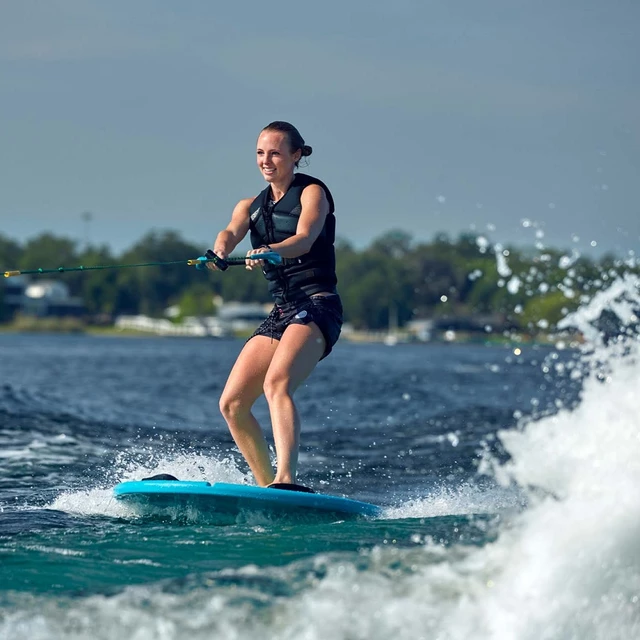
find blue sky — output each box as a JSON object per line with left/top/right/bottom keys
{"left": 1, "top": 0, "right": 638, "bottom": 257}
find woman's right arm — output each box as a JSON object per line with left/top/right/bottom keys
{"left": 211, "top": 198, "right": 253, "bottom": 262}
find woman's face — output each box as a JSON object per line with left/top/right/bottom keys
{"left": 256, "top": 130, "right": 301, "bottom": 183}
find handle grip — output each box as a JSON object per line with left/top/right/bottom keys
{"left": 190, "top": 251, "right": 283, "bottom": 270}
{"left": 224, "top": 251, "right": 283, "bottom": 266}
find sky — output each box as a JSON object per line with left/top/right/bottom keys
{"left": 0, "top": 0, "right": 638, "bottom": 259}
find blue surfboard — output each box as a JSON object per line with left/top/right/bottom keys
{"left": 113, "top": 480, "right": 382, "bottom": 520}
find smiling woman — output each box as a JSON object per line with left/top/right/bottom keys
{"left": 205, "top": 121, "right": 343, "bottom": 490}
{"left": 257, "top": 121, "right": 313, "bottom": 177}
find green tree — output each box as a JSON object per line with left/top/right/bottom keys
{"left": 76, "top": 245, "right": 119, "bottom": 315}
{"left": 3, "top": 226, "right": 626, "bottom": 335}
{"left": 369, "top": 229, "right": 413, "bottom": 258}
{"left": 20, "top": 233, "right": 78, "bottom": 272}
{"left": 521, "top": 290, "right": 576, "bottom": 329}
{"left": 0, "top": 234, "right": 22, "bottom": 271}
{"left": 339, "top": 233, "right": 414, "bottom": 330}
{"left": 114, "top": 230, "right": 203, "bottom": 315}
{"left": 177, "top": 283, "right": 217, "bottom": 318}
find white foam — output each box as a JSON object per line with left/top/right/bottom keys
{"left": 49, "top": 452, "right": 249, "bottom": 518}
{"left": 50, "top": 486, "right": 133, "bottom": 518}
{"left": 277, "top": 276, "right": 640, "bottom": 638}
{"left": 384, "top": 483, "right": 523, "bottom": 520}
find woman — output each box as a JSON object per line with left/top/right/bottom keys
{"left": 209, "top": 121, "right": 342, "bottom": 491}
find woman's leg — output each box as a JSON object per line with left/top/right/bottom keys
{"left": 219, "top": 335, "right": 279, "bottom": 486}
{"left": 263, "top": 322, "right": 326, "bottom": 484}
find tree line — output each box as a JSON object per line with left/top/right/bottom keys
{"left": 0, "top": 229, "right": 635, "bottom": 332}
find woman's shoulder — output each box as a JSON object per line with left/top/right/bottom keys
{"left": 297, "top": 174, "right": 334, "bottom": 212}
{"left": 232, "top": 197, "right": 256, "bottom": 214}
{"left": 296, "top": 174, "right": 331, "bottom": 195}
{"left": 295, "top": 172, "right": 325, "bottom": 186}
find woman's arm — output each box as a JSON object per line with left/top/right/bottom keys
{"left": 264, "top": 184, "right": 330, "bottom": 259}
{"left": 213, "top": 197, "right": 253, "bottom": 259}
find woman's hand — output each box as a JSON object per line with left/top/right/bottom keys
{"left": 245, "top": 246, "right": 272, "bottom": 270}
{"left": 205, "top": 248, "right": 227, "bottom": 271}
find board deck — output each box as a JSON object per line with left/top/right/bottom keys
{"left": 113, "top": 480, "right": 382, "bottom": 520}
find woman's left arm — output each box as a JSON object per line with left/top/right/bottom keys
{"left": 266, "top": 184, "right": 330, "bottom": 259}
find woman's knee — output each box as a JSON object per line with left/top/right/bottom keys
{"left": 263, "top": 371, "right": 291, "bottom": 404}
{"left": 219, "top": 392, "right": 249, "bottom": 421}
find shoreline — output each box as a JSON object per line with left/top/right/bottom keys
{"left": 0, "top": 322, "right": 571, "bottom": 347}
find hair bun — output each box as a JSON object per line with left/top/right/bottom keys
{"left": 302, "top": 144, "right": 313, "bottom": 157}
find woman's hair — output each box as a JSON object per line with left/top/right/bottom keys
{"left": 262, "top": 121, "right": 312, "bottom": 167}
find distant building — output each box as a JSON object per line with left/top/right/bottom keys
{"left": 217, "top": 302, "right": 270, "bottom": 332}
{"left": 21, "top": 280, "right": 84, "bottom": 317}
{"left": 114, "top": 301, "right": 270, "bottom": 337}
{"left": 1, "top": 275, "right": 28, "bottom": 319}
{"left": 431, "top": 313, "right": 517, "bottom": 340}
{"left": 406, "top": 319, "right": 433, "bottom": 342}
{"left": 115, "top": 315, "right": 228, "bottom": 337}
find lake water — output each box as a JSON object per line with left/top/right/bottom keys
{"left": 0, "top": 280, "right": 638, "bottom": 639}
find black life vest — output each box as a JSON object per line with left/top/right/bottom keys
{"left": 249, "top": 173, "right": 337, "bottom": 304}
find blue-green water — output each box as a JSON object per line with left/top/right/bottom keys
{"left": 1, "top": 325, "right": 638, "bottom": 639}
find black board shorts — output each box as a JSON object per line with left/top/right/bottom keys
{"left": 249, "top": 294, "right": 343, "bottom": 359}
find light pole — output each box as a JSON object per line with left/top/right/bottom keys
{"left": 81, "top": 211, "right": 93, "bottom": 250}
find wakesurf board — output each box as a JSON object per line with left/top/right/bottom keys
{"left": 113, "top": 480, "right": 382, "bottom": 520}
